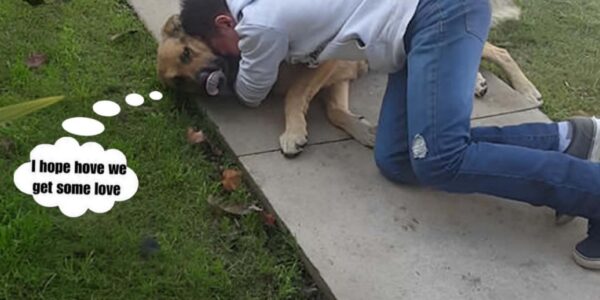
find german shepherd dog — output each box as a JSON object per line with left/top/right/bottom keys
{"left": 157, "top": 0, "right": 542, "bottom": 157}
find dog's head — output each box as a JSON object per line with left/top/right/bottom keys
{"left": 157, "top": 15, "right": 237, "bottom": 95}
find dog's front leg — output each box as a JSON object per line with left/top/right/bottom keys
{"left": 280, "top": 91, "right": 311, "bottom": 157}
{"left": 324, "top": 81, "right": 376, "bottom": 147}
{"left": 483, "top": 42, "right": 542, "bottom": 102}
{"left": 279, "top": 62, "right": 338, "bottom": 157}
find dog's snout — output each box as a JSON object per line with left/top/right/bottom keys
{"left": 195, "top": 57, "right": 227, "bottom": 81}
{"left": 195, "top": 70, "right": 212, "bottom": 84}
{"left": 200, "top": 57, "right": 226, "bottom": 73}
{"left": 213, "top": 57, "right": 226, "bottom": 69}
{"left": 193, "top": 58, "right": 224, "bottom": 78}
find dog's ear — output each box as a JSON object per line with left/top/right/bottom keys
{"left": 162, "top": 14, "right": 183, "bottom": 40}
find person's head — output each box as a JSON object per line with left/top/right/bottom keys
{"left": 156, "top": 15, "right": 238, "bottom": 95}
{"left": 180, "top": 0, "right": 240, "bottom": 57}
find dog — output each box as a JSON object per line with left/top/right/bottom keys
{"left": 157, "top": 0, "right": 542, "bottom": 157}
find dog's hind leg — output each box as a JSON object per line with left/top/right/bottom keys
{"left": 324, "top": 81, "right": 376, "bottom": 148}
{"left": 482, "top": 42, "right": 542, "bottom": 102}
{"left": 475, "top": 72, "right": 489, "bottom": 98}
{"left": 279, "top": 61, "right": 338, "bottom": 157}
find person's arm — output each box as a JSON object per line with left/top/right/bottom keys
{"left": 234, "top": 25, "right": 288, "bottom": 107}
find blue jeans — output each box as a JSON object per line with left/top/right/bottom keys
{"left": 374, "top": 0, "right": 600, "bottom": 221}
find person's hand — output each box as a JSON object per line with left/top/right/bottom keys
{"left": 205, "top": 70, "right": 226, "bottom": 96}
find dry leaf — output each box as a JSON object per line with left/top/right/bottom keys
{"left": 302, "top": 285, "right": 319, "bottom": 298}
{"left": 207, "top": 141, "right": 223, "bottom": 157}
{"left": 221, "top": 169, "right": 242, "bottom": 191}
{"left": 261, "top": 212, "right": 276, "bottom": 226}
{"left": 0, "top": 137, "right": 16, "bottom": 158}
{"left": 110, "top": 30, "right": 139, "bottom": 42}
{"left": 186, "top": 127, "right": 206, "bottom": 144}
{"left": 207, "top": 195, "right": 262, "bottom": 216}
{"left": 26, "top": 53, "right": 47, "bottom": 69}
{"left": 573, "top": 110, "right": 592, "bottom": 117}
{"left": 139, "top": 236, "right": 160, "bottom": 259}
{"left": 24, "top": 0, "right": 44, "bottom": 6}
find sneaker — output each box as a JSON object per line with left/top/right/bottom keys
{"left": 555, "top": 211, "right": 576, "bottom": 226}
{"left": 565, "top": 117, "right": 600, "bottom": 162}
{"left": 573, "top": 219, "right": 600, "bottom": 270}
{"left": 555, "top": 117, "right": 600, "bottom": 226}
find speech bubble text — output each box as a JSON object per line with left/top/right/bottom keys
{"left": 13, "top": 137, "right": 138, "bottom": 218}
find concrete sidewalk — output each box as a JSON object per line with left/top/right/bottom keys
{"left": 129, "top": 1, "right": 600, "bottom": 299}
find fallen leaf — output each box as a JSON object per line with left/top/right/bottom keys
{"left": 26, "top": 53, "right": 47, "bottom": 69}
{"left": 0, "top": 137, "right": 16, "bottom": 158}
{"left": 186, "top": 127, "right": 206, "bottom": 144}
{"left": 110, "top": 29, "right": 139, "bottom": 42}
{"left": 573, "top": 110, "right": 592, "bottom": 117}
{"left": 221, "top": 169, "right": 242, "bottom": 191}
{"left": 23, "top": 0, "right": 44, "bottom": 6}
{"left": 207, "top": 141, "right": 223, "bottom": 157}
{"left": 302, "top": 285, "right": 320, "bottom": 298}
{"left": 261, "top": 212, "right": 276, "bottom": 226}
{"left": 207, "top": 195, "right": 262, "bottom": 216}
{"left": 140, "top": 236, "right": 160, "bottom": 259}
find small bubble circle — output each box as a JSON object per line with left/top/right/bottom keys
{"left": 149, "top": 91, "right": 163, "bottom": 101}
{"left": 93, "top": 100, "right": 121, "bottom": 117}
{"left": 125, "top": 93, "right": 144, "bottom": 107}
{"left": 62, "top": 117, "right": 105, "bottom": 136}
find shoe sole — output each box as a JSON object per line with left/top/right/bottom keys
{"left": 589, "top": 117, "right": 600, "bottom": 162}
{"left": 573, "top": 250, "right": 600, "bottom": 270}
{"left": 555, "top": 213, "right": 576, "bottom": 226}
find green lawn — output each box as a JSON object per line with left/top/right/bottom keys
{"left": 0, "top": 1, "right": 312, "bottom": 299}
{"left": 488, "top": 0, "right": 600, "bottom": 120}
{"left": 1, "top": 0, "right": 599, "bottom": 299}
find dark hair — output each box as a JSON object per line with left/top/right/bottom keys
{"left": 180, "top": 0, "right": 231, "bottom": 39}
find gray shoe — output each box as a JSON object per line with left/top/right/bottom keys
{"left": 554, "top": 117, "right": 600, "bottom": 226}
{"left": 555, "top": 211, "right": 576, "bottom": 226}
{"left": 565, "top": 117, "right": 600, "bottom": 162}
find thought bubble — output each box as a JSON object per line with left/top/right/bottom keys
{"left": 93, "top": 100, "right": 121, "bottom": 117}
{"left": 125, "top": 93, "right": 144, "bottom": 107}
{"left": 13, "top": 137, "right": 138, "bottom": 218}
{"left": 149, "top": 91, "right": 163, "bottom": 101}
{"left": 62, "top": 117, "right": 105, "bottom": 136}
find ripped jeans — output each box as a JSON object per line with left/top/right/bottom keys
{"left": 374, "top": 0, "right": 600, "bottom": 220}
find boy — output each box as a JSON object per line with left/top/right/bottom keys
{"left": 180, "top": 0, "right": 600, "bottom": 269}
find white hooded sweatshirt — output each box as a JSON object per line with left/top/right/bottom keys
{"left": 226, "top": 0, "right": 419, "bottom": 107}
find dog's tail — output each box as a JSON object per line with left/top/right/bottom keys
{"left": 490, "top": 0, "right": 521, "bottom": 26}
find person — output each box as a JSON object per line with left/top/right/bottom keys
{"left": 180, "top": 0, "right": 600, "bottom": 269}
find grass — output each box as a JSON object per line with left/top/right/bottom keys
{"left": 488, "top": 0, "right": 600, "bottom": 120}
{"left": 0, "top": 1, "right": 313, "bottom": 299}
{"left": 1, "top": 0, "right": 599, "bottom": 299}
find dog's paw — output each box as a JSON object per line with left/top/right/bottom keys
{"left": 347, "top": 116, "right": 376, "bottom": 148}
{"left": 514, "top": 82, "right": 543, "bottom": 104}
{"left": 474, "top": 72, "right": 488, "bottom": 98}
{"left": 279, "top": 131, "right": 308, "bottom": 158}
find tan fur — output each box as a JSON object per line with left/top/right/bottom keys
{"left": 490, "top": 0, "right": 521, "bottom": 26}
{"left": 157, "top": 15, "right": 374, "bottom": 156}
{"left": 157, "top": 2, "right": 541, "bottom": 156}
{"left": 482, "top": 42, "right": 542, "bottom": 101}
